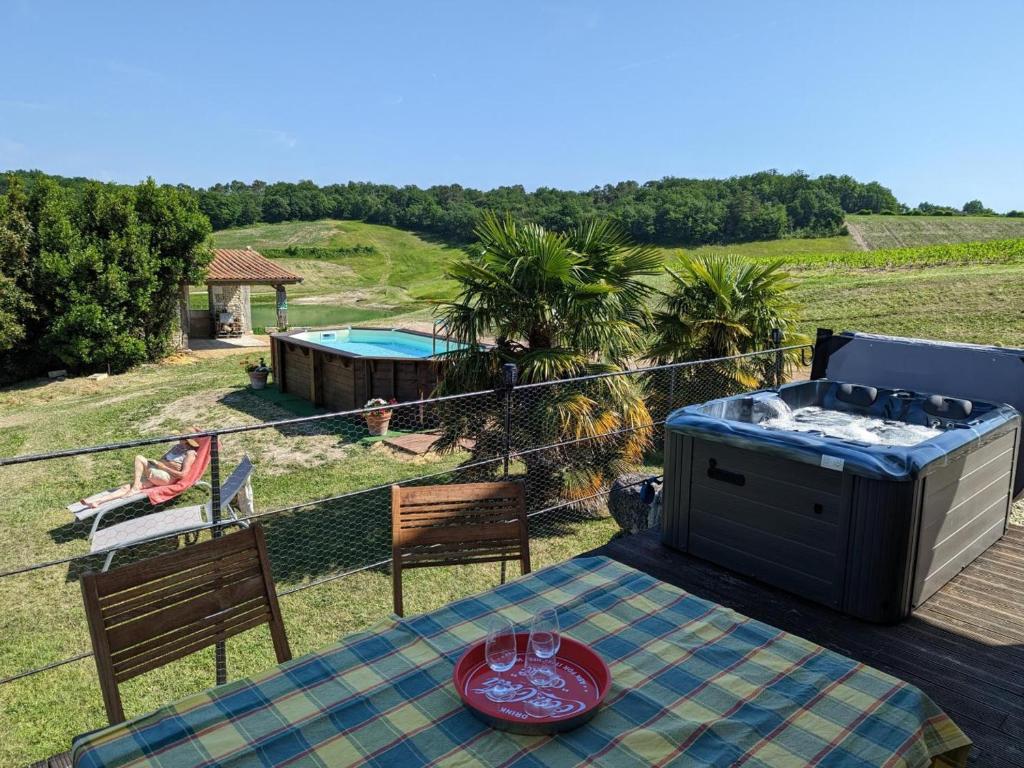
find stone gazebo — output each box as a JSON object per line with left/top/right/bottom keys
{"left": 191, "top": 247, "right": 303, "bottom": 338}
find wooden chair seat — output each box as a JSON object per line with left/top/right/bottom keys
{"left": 391, "top": 481, "right": 530, "bottom": 616}
{"left": 80, "top": 524, "right": 290, "bottom": 724}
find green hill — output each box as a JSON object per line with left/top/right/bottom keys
{"left": 210, "top": 219, "right": 463, "bottom": 327}
{"left": 209, "top": 219, "right": 1024, "bottom": 347}
{"left": 847, "top": 214, "right": 1024, "bottom": 250}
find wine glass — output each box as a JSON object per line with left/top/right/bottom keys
{"left": 484, "top": 616, "right": 518, "bottom": 699}
{"left": 526, "top": 608, "right": 561, "bottom": 687}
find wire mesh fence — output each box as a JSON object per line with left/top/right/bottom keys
{"left": 0, "top": 346, "right": 806, "bottom": 727}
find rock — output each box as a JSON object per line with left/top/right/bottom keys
{"left": 608, "top": 473, "right": 661, "bottom": 534}
{"left": 48, "top": 369, "right": 68, "bottom": 380}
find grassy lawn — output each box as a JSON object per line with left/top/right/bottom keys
{"left": 0, "top": 351, "right": 621, "bottom": 766}
{"left": 847, "top": 214, "right": 1024, "bottom": 250}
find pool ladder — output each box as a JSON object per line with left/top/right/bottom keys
{"left": 432, "top": 319, "right": 450, "bottom": 356}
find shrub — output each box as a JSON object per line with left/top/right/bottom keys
{"left": 0, "top": 175, "right": 211, "bottom": 382}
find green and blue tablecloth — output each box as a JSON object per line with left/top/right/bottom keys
{"left": 73, "top": 556, "right": 970, "bottom": 767}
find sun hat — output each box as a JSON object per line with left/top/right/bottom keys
{"left": 184, "top": 424, "right": 204, "bottom": 448}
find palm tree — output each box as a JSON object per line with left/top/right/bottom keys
{"left": 433, "top": 213, "right": 663, "bottom": 504}
{"left": 647, "top": 254, "right": 808, "bottom": 389}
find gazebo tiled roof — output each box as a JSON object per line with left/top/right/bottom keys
{"left": 206, "top": 248, "right": 303, "bottom": 285}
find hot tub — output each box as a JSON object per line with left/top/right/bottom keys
{"left": 661, "top": 379, "right": 1020, "bottom": 622}
{"left": 271, "top": 327, "right": 470, "bottom": 411}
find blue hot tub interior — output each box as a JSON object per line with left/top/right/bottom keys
{"left": 666, "top": 379, "right": 1020, "bottom": 480}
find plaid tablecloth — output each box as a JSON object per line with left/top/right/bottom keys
{"left": 73, "top": 556, "right": 970, "bottom": 767}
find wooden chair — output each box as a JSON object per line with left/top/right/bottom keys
{"left": 80, "top": 524, "right": 291, "bottom": 725}
{"left": 391, "top": 481, "right": 531, "bottom": 617}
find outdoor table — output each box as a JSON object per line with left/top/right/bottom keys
{"left": 73, "top": 556, "right": 970, "bottom": 767}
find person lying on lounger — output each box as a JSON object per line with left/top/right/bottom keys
{"left": 81, "top": 432, "right": 203, "bottom": 509}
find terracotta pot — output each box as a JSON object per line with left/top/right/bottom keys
{"left": 365, "top": 411, "right": 392, "bottom": 436}
{"left": 248, "top": 370, "right": 269, "bottom": 390}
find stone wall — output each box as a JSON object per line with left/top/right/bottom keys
{"left": 208, "top": 283, "right": 252, "bottom": 333}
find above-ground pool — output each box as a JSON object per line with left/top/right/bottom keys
{"left": 288, "top": 328, "right": 466, "bottom": 359}
{"left": 271, "top": 327, "right": 470, "bottom": 411}
{"left": 661, "top": 379, "right": 1020, "bottom": 623}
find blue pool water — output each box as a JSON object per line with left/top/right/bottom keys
{"left": 291, "top": 328, "right": 466, "bottom": 358}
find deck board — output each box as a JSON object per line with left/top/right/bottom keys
{"left": 586, "top": 523, "right": 1024, "bottom": 768}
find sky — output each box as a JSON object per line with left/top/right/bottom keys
{"left": 1, "top": 0, "right": 1022, "bottom": 210}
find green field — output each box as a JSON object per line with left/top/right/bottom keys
{"left": 847, "top": 214, "right": 1024, "bottom": 250}
{"left": 212, "top": 219, "right": 1024, "bottom": 346}
{"left": 210, "top": 219, "right": 464, "bottom": 327}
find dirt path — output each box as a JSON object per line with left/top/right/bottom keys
{"left": 845, "top": 220, "right": 871, "bottom": 251}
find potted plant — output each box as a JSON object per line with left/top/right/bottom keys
{"left": 245, "top": 358, "right": 271, "bottom": 390}
{"left": 364, "top": 397, "right": 397, "bottom": 435}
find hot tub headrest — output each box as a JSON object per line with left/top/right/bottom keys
{"left": 835, "top": 383, "right": 878, "bottom": 407}
{"left": 924, "top": 395, "right": 973, "bottom": 420}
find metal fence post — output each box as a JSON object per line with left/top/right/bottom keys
{"left": 500, "top": 364, "right": 517, "bottom": 585}
{"left": 668, "top": 366, "right": 677, "bottom": 417}
{"left": 208, "top": 432, "right": 227, "bottom": 686}
{"left": 501, "top": 363, "right": 518, "bottom": 480}
{"left": 771, "top": 328, "right": 783, "bottom": 388}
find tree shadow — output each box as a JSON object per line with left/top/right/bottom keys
{"left": 50, "top": 518, "right": 92, "bottom": 545}
{"left": 217, "top": 385, "right": 327, "bottom": 423}
{"left": 260, "top": 488, "right": 394, "bottom": 584}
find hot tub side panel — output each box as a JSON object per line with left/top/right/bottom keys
{"left": 662, "top": 431, "right": 858, "bottom": 611}
{"left": 912, "top": 425, "right": 1020, "bottom": 607}
{"left": 660, "top": 429, "right": 692, "bottom": 552}
{"left": 841, "top": 478, "right": 918, "bottom": 623}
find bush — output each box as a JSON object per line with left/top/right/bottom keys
{"left": 0, "top": 175, "right": 211, "bottom": 382}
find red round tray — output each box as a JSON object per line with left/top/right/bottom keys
{"left": 452, "top": 632, "right": 611, "bottom": 735}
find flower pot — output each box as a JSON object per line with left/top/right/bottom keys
{"left": 365, "top": 411, "right": 392, "bottom": 436}
{"left": 248, "top": 370, "right": 269, "bottom": 390}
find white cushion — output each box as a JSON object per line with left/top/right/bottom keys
{"left": 90, "top": 505, "right": 207, "bottom": 554}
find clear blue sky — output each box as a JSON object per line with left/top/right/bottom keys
{"left": 2, "top": 0, "right": 1022, "bottom": 210}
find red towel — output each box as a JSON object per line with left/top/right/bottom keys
{"left": 144, "top": 437, "right": 212, "bottom": 505}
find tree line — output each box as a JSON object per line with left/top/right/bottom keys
{"left": 187, "top": 174, "right": 1024, "bottom": 239}
{"left": 5, "top": 170, "right": 1020, "bottom": 248}
{"left": 190, "top": 172, "right": 900, "bottom": 243}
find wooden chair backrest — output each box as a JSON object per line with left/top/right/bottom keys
{"left": 391, "top": 481, "right": 530, "bottom": 616}
{"left": 80, "top": 524, "right": 290, "bottom": 724}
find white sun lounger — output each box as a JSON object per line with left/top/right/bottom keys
{"left": 90, "top": 456, "right": 253, "bottom": 572}
{"left": 68, "top": 480, "right": 212, "bottom": 522}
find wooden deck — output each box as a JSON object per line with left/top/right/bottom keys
{"left": 588, "top": 524, "right": 1024, "bottom": 768}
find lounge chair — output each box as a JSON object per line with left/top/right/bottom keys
{"left": 90, "top": 455, "right": 254, "bottom": 572}
{"left": 67, "top": 438, "right": 213, "bottom": 527}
